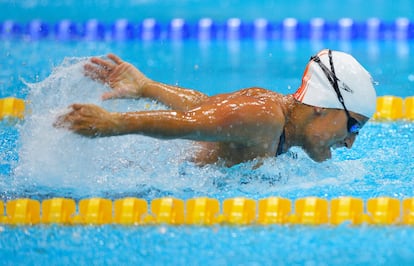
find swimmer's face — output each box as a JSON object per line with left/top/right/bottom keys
{"left": 302, "top": 109, "right": 368, "bottom": 162}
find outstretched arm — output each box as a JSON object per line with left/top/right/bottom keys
{"left": 54, "top": 95, "right": 281, "bottom": 145}
{"left": 84, "top": 54, "right": 150, "bottom": 100}
{"left": 85, "top": 54, "right": 208, "bottom": 111}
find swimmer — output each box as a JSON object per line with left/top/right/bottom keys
{"left": 55, "top": 49, "right": 377, "bottom": 166}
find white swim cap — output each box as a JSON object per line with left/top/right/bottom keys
{"left": 294, "top": 49, "right": 377, "bottom": 118}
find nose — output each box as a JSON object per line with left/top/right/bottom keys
{"left": 344, "top": 134, "right": 356, "bottom": 149}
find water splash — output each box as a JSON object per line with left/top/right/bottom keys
{"left": 12, "top": 57, "right": 192, "bottom": 198}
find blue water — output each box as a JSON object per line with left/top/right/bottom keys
{"left": 2, "top": 226, "right": 414, "bottom": 265}
{"left": 1, "top": 38, "right": 414, "bottom": 266}
{"left": 1, "top": 0, "right": 414, "bottom": 22}
{"left": 2, "top": 1, "right": 414, "bottom": 265}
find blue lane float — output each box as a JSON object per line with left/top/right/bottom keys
{"left": 111, "top": 19, "right": 136, "bottom": 41}
{"left": 54, "top": 19, "right": 80, "bottom": 41}
{"left": 0, "top": 20, "right": 23, "bottom": 38}
{"left": 306, "top": 18, "right": 329, "bottom": 39}
{"left": 139, "top": 18, "right": 162, "bottom": 40}
{"left": 27, "top": 19, "right": 49, "bottom": 40}
{"left": 168, "top": 18, "right": 190, "bottom": 40}
{"left": 196, "top": 18, "right": 218, "bottom": 40}
{"left": 223, "top": 18, "right": 252, "bottom": 39}
{"left": 83, "top": 19, "right": 106, "bottom": 41}
{"left": 394, "top": 17, "right": 414, "bottom": 39}
{"left": 252, "top": 18, "right": 272, "bottom": 39}
{"left": 1, "top": 18, "right": 413, "bottom": 41}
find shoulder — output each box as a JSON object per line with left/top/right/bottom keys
{"left": 214, "top": 87, "right": 289, "bottom": 123}
{"left": 237, "top": 87, "right": 279, "bottom": 96}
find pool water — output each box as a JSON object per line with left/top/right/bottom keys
{"left": 2, "top": 226, "right": 414, "bottom": 265}
{"left": 2, "top": 0, "right": 414, "bottom": 22}
{"left": 1, "top": 37, "right": 414, "bottom": 265}
{"left": 2, "top": 1, "right": 414, "bottom": 264}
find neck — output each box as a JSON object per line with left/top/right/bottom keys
{"left": 282, "top": 95, "right": 315, "bottom": 151}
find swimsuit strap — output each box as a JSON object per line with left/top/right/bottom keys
{"left": 276, "top": 129, "right": 285, "bottom": 156}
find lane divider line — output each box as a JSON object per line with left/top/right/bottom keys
{"left": 1, "top": 196, "right": 413, "bottom": 226}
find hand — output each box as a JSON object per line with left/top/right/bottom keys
{"left": 54, "top": 104, "right": 122, "bottom": 137}
{"left": 84, "top": 53, "right": 150, "bottom": 100}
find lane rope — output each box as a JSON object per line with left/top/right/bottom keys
{"left": 0, "top": 196, "right": 412, "bottom": 226}
{"left": 1, "top": 18, "right": 413, "bottom": 41}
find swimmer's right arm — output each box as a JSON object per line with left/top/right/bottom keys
{"left": 55, "top": 97, "right": 280, "bottom": 147}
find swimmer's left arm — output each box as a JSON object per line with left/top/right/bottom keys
{"left": 84, "top": 54, "right": 150, "bottom": 100}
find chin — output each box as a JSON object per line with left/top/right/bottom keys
{"left": 306, "top": 148, "right": 332, "bottom": 162}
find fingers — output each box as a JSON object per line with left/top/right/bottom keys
{"left": 54, "top": 109, "right": 73, "bottom": 129}
{"left": 70, "top": 103, "right": 85, "bottom": 110}
{"left": 84, "top": 56, "right": 114, "bottom": 75}
{"left": 84, "top": 63, "right": 109, "bottom": 82}
{"left": 53, "top": 104, "right": 101, "bottom": 137}
{"left": 54, "top": 104, "right": 80, "bottom": 127}
{"left": 90, "top": 57, "right": 115, "bottom": 76}
{"left": 89, "top": 54, "right": 122, "bottom": 69}
{"left": 83, "top": 54, "right": 123, "bottom": 82}
{"left": 107, "top": 53, "right": 124, "bottom": 64}
{"left": 101, "top": 91, "right": 119, "bottom": 101}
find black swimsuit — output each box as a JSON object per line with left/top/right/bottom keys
{"left": 275, "top": 130, "right": 285, "bottom": 156}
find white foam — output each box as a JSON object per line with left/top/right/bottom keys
{"left": 13, "top": 57, "right": 187, "bottom": 196}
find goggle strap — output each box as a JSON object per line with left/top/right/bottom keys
{"left": 310, "top": 52, "right": 352, "bottom": 118}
